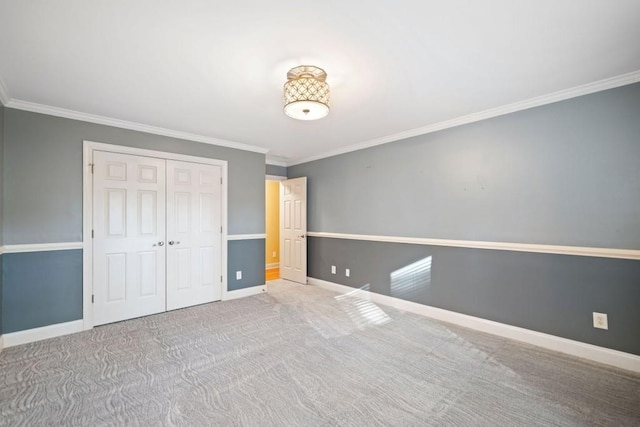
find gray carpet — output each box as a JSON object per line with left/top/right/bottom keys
{"left": 1, "top": 279, "right": 639, "bottom": 426}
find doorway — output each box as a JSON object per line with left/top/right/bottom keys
{"left": 265, "top": 178, "right": 282, "bottom": 280}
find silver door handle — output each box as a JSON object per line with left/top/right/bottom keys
{"left": 157, "top": 241, "right": 165, "bottom": 246}
{"left": 168, "top": 240, "right": 180, "bottom": 245}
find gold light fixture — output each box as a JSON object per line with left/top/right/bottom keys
{"left": 283, "top": 65, "right": 330, "bottom": 120}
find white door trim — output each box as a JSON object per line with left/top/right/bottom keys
{"left": 82, "top": 140, "right": 228, "bottom": 331}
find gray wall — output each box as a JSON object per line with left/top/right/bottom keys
{"left": 2, "top": 250, "right": 83, "bottom": 333}
{"left": 0, "top": 105, "right": 4, "bottom": 335}
{"left": 290, "top": 83, "right": 640, "bottom": 250}
{"left": 4, "top": 109, "right": 265, "bottom": 243}
{"left": 0, "top": 104, "right": 4, "bottom": 246}
{"left": 290, "top": 83, "right": 640, "bottom": 355}
{"left": 266, "top": 164, "right": 287, "bottom": 177}
{"left": 228, "top": 239, "right": 266, "bottom": 291}
{"left": 1, "top": 108, "right": 266, "bottom": 334}
{"left": 309, "top": 237, "right": 640, "bottom": 355}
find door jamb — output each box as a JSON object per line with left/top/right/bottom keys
{"left": 82, "top": 140, "right": 228, "bottom": 331}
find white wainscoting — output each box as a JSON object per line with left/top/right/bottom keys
{"left": 227, "top": 234, "right": 267, "bottom": 241}
{"left": 0, "top": 242, "right": 83, "bottom": 255}
{"left": 306, "top": 232, "right": 640, "bottom": 260}
{"left": 308, "top": 277, "right": 640, "bottom": 373}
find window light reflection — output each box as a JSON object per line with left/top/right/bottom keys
{"left": 335, "top": 284, "right": 391, "bottom": 328}
{"left": 390, "top": 256, "right": 432, "bottom": 300}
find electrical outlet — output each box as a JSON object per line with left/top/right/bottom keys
{"left": 345, "top": 268, "right": 350, "bottom": 277}
{"left": 272, "top": 251, "right": 277, "bottom": 258}
{"left": 331, "top": 265, "right": 336, "bottom": 274}
{"left": 593, "top": 312, "right": 608, "bottom": 330}
{"left": 236, "top": 271, "right": 242, "bottom": 280}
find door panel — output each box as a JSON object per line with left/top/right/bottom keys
{"left": 93, "top": 151, "right": 166, "bottom": 326}
{"left": 280, "top": 177, "right": 307, "bottom": 284}
{"left": 166, "top": 160, "right": 222, "bottom": 310}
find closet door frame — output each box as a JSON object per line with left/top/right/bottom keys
{"left": 82, "top": 140, "right": 228, "bottom": 331}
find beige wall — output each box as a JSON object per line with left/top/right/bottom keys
{"left": 265, "top": 180, "right": 280, "bottom": 266}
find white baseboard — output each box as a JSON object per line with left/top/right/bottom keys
{"left": 223, "top": 285, "right": 267, "bottom": 301}
{"left": 0, "top": 335, "right": 4, "bottom": 353}
{"left": 308, "top": 277, "right": 640, "bottom": 373}
{"left": 3, "top": 320, "right": 85, "bottom": 348}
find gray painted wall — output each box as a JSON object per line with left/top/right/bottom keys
{"left": 290, "top": 83, "right": 640, "bottom": 355}
{"left": 2, "top": 250, "right": 83, "bottom": 333}
{"left": 290, "top": 83, "right": 640, "bottom": 250}
{"left": 0, "top": 105, "right": 4, "bottom": 335}
{"left": 309, "top": 237, "right": 640, "bottom": 356}
{"left": 3, "top": 108, "right": 265, "bottom": 243}
{"left": 228, "top": 239, "right": 266, "bottom": 291}
{"left": 0, "top": 104, "right": 4, "bottom": 246}
{"left": 1, "top": 108, "right": 266, "bottom": 333}
{"left": 266, "top": 164, "right": 287, "bottom": 177}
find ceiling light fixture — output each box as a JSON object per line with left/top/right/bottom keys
{"left": 283, "top": 65, "right": 330, "bottom": 120}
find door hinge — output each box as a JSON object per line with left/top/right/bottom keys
{"left": 220, "top": 177, "right": 223, "bottom": 184}
{"left": 91, "top": 294, "right": 94, "bottom": 303}
{"left": 220, "top": 226, "right": 223, "bottom": 233}
{"left": 91, "top": 230, "right": 94, "bottom": 238}
{"left": 220, "top": 275, "right": 223, "bottom": 283}
{"left": 90, "top": 163, "right": 94, "bottom": 174}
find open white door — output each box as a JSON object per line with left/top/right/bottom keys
{"left": 280, "top": 177, "right": 307, "bottom": 284}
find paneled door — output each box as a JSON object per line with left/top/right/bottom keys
{"left": 280, "top": 177, "right": 307, "bottom": 284}
{"left": 166, "top": 160, "right": 223, "bottom": 310}
{"left": 93, "top": 151, "right": 167, "bottom": 326}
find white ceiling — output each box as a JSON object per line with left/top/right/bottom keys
{"left": 1, "top": 1, "right": 639, "bottom": 165}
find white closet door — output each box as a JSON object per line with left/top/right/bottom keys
{"left": 93, "top": 151, "right": 166, "bottom": 326}
{"left": 166, "top": 160, "right": 222, "bottom": 310}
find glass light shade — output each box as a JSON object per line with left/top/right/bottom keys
{"left": 283, "top": 66, "right": 330, "bottom": 120}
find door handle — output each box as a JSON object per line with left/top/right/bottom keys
{"left": 168, "top": 240, "right": 180, "bottom": 245}
{"left": 157, "top": 241, "right": 165, "bottom": 246}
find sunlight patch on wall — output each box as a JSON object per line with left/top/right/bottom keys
{"left": 390, "top": 256, "right": 432, "bottom": 300}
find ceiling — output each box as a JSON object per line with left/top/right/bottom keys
{"left": 1, "top": 1, "right": 639, "bottom": 166}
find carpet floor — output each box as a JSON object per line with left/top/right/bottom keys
{"left": 0, "top": 279, "right": 639, "bottom": 426}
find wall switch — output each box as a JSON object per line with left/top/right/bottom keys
{"left": 331, "top": 265, "right": 336, "bottom": 274}
{"left": 345, "top": 268, "right": 350, "bottom": 277}
{"left": 236, "top": 271, "right": 242, "bottom": 280}
{"left": 272, "top": 251, "right": 277, "bottom": 258}
{"left": 593, "top": 312, "right": 608, "bottom": 330}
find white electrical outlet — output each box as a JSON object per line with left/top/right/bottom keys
{"left": 331, "top": 265, "right": 336, "bottom": 274}
{"left": 272, "top": 251, "right": 277, "bottom": 258}
{"left": 345, "top": 268, "right": 350, "bottom": 277}
{"left": 593, "top": 312, "right": 608, "bottom": 330}
{"left": 236, "top": 271, "right": 242, "bottom": 280}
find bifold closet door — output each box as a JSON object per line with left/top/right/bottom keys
{"left": 166, "top": 160, "right": 223, "bottom": 310}
{"left": 93, "top": 151, "right": 167, "bottom": 326}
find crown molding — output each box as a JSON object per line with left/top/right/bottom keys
{"left": 4, "top": 99, "right": 269, "bottom": 154}
{"left": 266, "top": 157, "right": 288, "bottom": 167}
{"left": 288, "top": 70, "right": 640, "bottom": 166}
{"left": 0, "top": 76, "right": 10, "bottom": 106}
